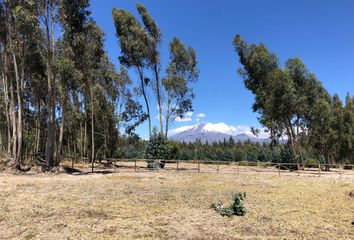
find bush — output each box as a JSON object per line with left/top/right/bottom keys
{"left": 231, "top": 192, "right": 247, "bottom": 216}
{"left": 222, "top": 149, "right": 234, "bottom": 161}
{"left": 304, "top": 158, "right": 319, "bottom": 168}
{"left": 145, "top": 128, "right": 172, "bottom": 161}
{"left": 147, "top": 160, "right": 161, "bottom": 170}
{"left": 211, "top": 192, "right": 247, "bottom": 217}
{"left": 124, "top": 145, "right": 140, "bottom": 159}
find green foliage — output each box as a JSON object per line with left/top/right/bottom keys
{"left": 233, "top": 35, "right": 335, "bottom": 164}
{"left": 145, "top": 128, "right": 172, "bottom": 160}
{"left": 211, "top": 192, "right": 247, "bottom": 217}
{"left": 147, "top": 160, "right": 161, "bottom": 170}
{"left": 231, "top": 192, "right": 247, "bottom": 216}
{"left": 123, "top": 145, "right": 140, "bottom": 159}
{"left": 222, "top": 149, "right": 234, "bottom": 161}
{"left": 304, "top": 158, "right": 319, "bottom": 168}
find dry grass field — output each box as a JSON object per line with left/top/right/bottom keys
{"left": 0, "top": 169, "right": 353, "bottom": 239}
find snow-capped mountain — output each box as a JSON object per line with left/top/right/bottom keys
{"left": 170, "top": 123, "right": 271, "bottom": 144}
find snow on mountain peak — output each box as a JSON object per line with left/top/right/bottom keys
{"left": 201, "top": 122, "right": 237, "bottom": 135}
{"left": 169, "top": 122, "right": 268, "bottom": 138}
{"left": 170, "top": 122, "right": 271, "bottom": 144}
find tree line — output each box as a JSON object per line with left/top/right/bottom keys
{"left": 0, "top": 1, "right": 198, "bottom": 171}
{"left": 233, "top": 35, "right": 354, "bottom": 165}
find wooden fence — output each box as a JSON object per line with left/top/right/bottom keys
{"left": 73, "top": 158, "right": 354, "bottom": 179}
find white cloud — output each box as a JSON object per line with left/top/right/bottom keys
{"left": 175, "top": 116, "right": 193, "bottom": 122}
{"left": 175, "top": 111, "right": 193, "bottom": 122}
{"left": 186, "top": 111, "right": 193, "bottom": 117}
{"left": 169, "top": 124, "right": 198, "bottom": 135}
{"left": 195, "top": 113, "right": 206, "bottom": 118}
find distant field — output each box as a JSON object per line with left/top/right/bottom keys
{"left": 0, "top": 171, "right": 353, "bottom": 239}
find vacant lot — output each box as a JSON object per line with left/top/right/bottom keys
{"left": 0, "top": 171, "right": 353, "bottom": 239}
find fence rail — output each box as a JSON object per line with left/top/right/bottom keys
{"left": 61, "top": 157, "right": 354, "bottom": 180}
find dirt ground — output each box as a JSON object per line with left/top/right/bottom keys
{"left": 0, "top": 169, "right": 353, "bottom": 239}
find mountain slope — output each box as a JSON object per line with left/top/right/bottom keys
{"left": 171, "top": 123, "right": 270, "bottom": 143}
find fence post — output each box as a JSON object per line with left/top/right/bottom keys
{"left": 71, "top": 156, "right": 74, "bottom": 174}
{"left": 278, "top": 163, "right": 280, "bottom": 176}
{"left": 236, "top": 162, "right": 239, "bottom": 175}
{"left": 177, "top": 160, "right": 179, "bottom": 172}
{"left": 340, "top": 164, "right": 342, "bottom": 179}
{"left": 134, "top": 159, "right": 137, "bottom": 172}
{"left": 257, "top": 162, "right": 260, "bottom": 174}
{"left": 318, "top": 163, "right": 321, "bottom": 177}
{"left": 217, "top": 161, "right": 219, "bottom": 173}
{"left": 198, "top": 161, "right": 200, "bottom": 173}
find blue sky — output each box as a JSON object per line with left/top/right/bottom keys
{"left": 91, "top": 0, "right": 354, "bottom": 138}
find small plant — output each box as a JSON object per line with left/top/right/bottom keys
{"left": 147, "top": 160, "right": 161, "bottom": 170}
{"left": 211, "top": 192, "right": 247, "bottom": 217}
{"left": 231, "top": 192, "right": 247, "bottom": 216}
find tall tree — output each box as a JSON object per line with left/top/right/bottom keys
{"left": 163, "top": 37, "right": 199, "bottom": 137}
{"left": 113, "top": 3, "right": 199, "bottom": 137}
{"left": 233, "top": 35, "right": 331, "bottom": 165}
{"left": 112, "top": 7, "right": 152, "bottom": 137}
{"left": 37, "top": 0, "right": 58, "bottom": 170}
{"left": 136, "top": 3, "right": 164, "bottom": 135}
{"left": 57, "top": 0, "right": 90, "bottom": 163}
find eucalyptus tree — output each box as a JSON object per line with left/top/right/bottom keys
{"left": 105, "top": 64, "right": 147, "bottom": 144}
{"left": 112, "top": 7, "right": 152, "bottom": 136}
{"left": 55, "top": 38, "right": 82, "bottom": 163}
{"left": 36, "top": 0, "right": 59, "bottom": 170}
{"left": 233, "top": 35, "right": 330, "bottom": 164}
{"left": 233, "top": 35, "right": 282, "bottom": 147}
{"left": 81, "top": 20, "right": 105, "bottom": 163}
{"left": 163, "top": 37, "right": 199, "bottom": 137}
{"left": 0, "top": 0, "right": 42, "bottom": 169}
{"left": 0, "top": 3, "right": 8, "bottom": 156}
{"left": 113, "top": 3, "right": 199, "bottom": 137}
{"left": 57, "top": 0, "right": 90, "bottom": 163}
{"left": 328, "top": 95, "right": 344, "bottom": 162}
{"left": 342, "top": 94, "right": 354, "bottom": 163}
{"left": 136, "top": 3, "right": 164, "bottom": 135}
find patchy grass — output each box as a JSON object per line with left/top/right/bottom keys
{"left": 0, "top": 172, "right": 353, "bottom": 239}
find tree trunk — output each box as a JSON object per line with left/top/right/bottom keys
{"left": 45, "top": 2, "right": 56, "bottom": 170}
{"left": 1, "top": 54, "right": 11, "bottom": 158}
{"left": 80, "top": 117, "right": 83, "bottom": 160}
{"left": 164, "top": 99, "right": 171, "bottom": 138}
{"left": 154, "top": 64, "right": 163, "bottom": 135}
{"left": 0, "top": 126, "right": 3, "bottom": 155}
{"left": 8, "top": 59, "right": 17, "bottom": 166}
{"left": 56, "top": 94, "right": 66, "bottom": 165}
{"left": 84, "top": 93, "right": 88, "bottom": 160}
{"left": 9, "top": 67, "right": 17, "bottom": 162}
{"left": 90, "top": 87, "right": 95, "bottom": 171}
{"left": 138, "top": 69, "right": 151, "bottom": 137}
{"left": 35, "top": 100, "right": 41, "bottom": 154}
{"left": 104, "top": 121, "right": 107, "bottom": 159}
{"left": 12, "top": 53, "right": 22, "bottom": 170}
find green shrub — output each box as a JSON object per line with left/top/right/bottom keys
{"left": 211, "top": 192, "right": 247, "bottom": 217}
{"left": 231, "top": 192, "right": 247, "bottom": 216}
{"left": 145, "top": 128, "right": 172, "bottom": 169}
{"left": 222, "top": 149, "right": 234, "bottom": 161}
{"left": 147, "top": 160, "right": 161, "bottom": 170}
{"left": 304, "top": 158, "right": 319, "bottom": 168}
